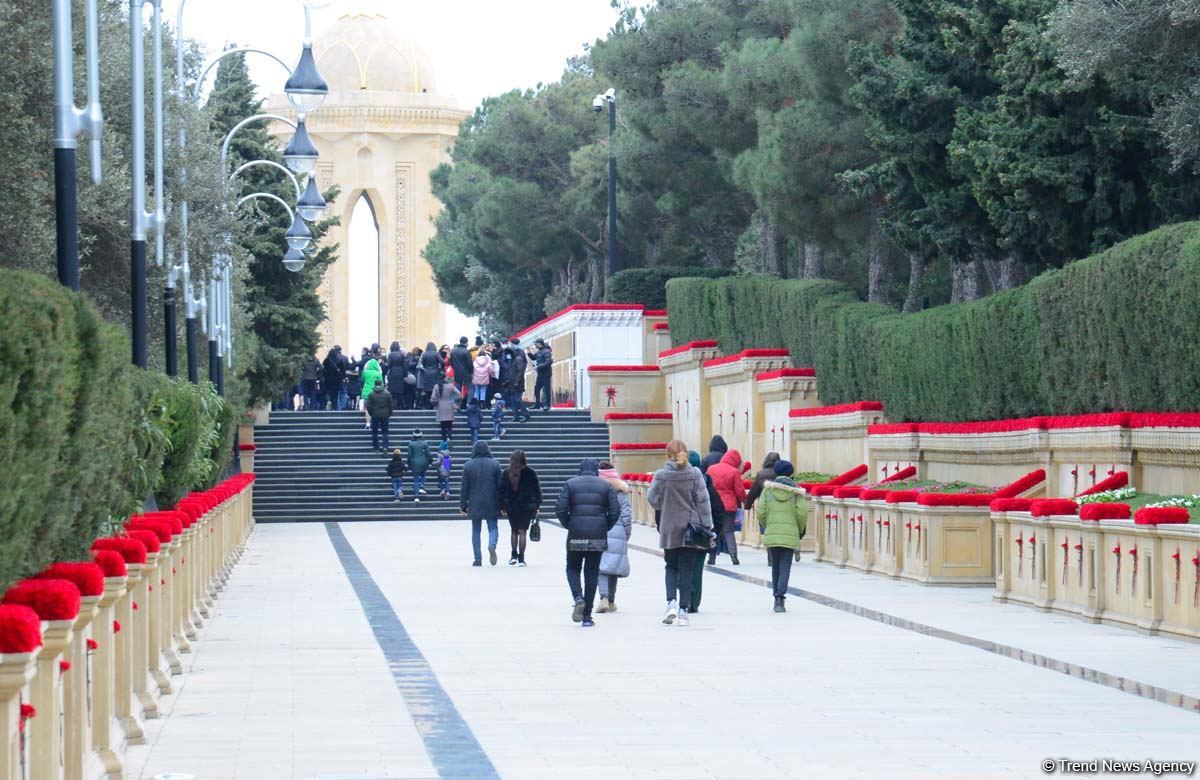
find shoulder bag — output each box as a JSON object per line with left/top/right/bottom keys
{"left": 683, "top": 522, "right": 716, "bottom": 550}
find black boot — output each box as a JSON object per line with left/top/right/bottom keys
{"left": 731, "top": 554, "right": 740, "bottom": 566}
{"left": 773, "top": 596, "right": 785, "bottom": 613}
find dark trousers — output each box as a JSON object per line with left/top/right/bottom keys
{"left": 440, "top": 420, "right": 453, "bottom": 440}
{"left": 768, "top": 547, "right": 794, "bottom": 597}
{"left": 566, "top": 550, "right": 602, "bottom": 617}
{"left": 325, "top": 387, "right": 340, "bottom": 411}
{"left": 301, "top": 379, "right": 318, "bottom": 409}
{"left": 690, "top": 550, "right": 706, "bottom": 610}
{"left": 664, "top": 547, "right": 700, "bottom": 609}
{"left": 534, "top": 370, "right": 552, "bottom": 409}
{"left": 370, "top": 418, "right": 390, "bottom": 450}
{"left": 390, "top": 390, "right": 404, "bottom": 411}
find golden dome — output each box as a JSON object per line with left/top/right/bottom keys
{"left": 314, "top": 9, "right": 438, "bottom": 94}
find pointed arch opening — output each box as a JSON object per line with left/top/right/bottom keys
{"left": 347, "top": 192, "right": 381, "bottom": 351}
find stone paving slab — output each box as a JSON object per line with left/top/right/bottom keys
{"left": 130, "top": 519, "right": 1198, "bottom": 780}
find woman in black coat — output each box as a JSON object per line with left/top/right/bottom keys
{"left": 417, "top": 341, "right": 442, "bottom": 408}
{"left": 499, "top": 449, "right": 541, "bottom": 566}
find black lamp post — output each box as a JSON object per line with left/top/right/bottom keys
{"left": 592, "top": 88, "right": 618, "bottom": 277}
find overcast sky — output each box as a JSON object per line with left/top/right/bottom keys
{"left": 163, "top": 0, "right": 623, "bottom": 110}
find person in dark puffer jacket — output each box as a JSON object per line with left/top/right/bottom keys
{"left": 555, "top": 458, "right": 620, "bottom": 627}
{"left": 699, "top": 434, "right": 728, "bottom": 474}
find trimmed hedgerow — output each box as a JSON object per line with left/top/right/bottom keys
{"left": 0, "top": 270, "right": 235, "bottom": 589}
{"left": 667, "top": 222, "right": 1200, "bottom": 421}
{"left": 605, "top": 266, "right": 735, "bottom": 309}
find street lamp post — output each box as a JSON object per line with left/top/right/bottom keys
{"left": 52, "top": 0, "right": 103, "bottom": 291}
{"left": 592, "top": 88, "right": 618, "bottom": 277}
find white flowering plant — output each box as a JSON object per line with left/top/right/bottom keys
{"left": 1144, "top": 495, "right": 1200, "bottom": 509}
{"left": 1075, "top": 486, "right": 1137, "bottom": 505}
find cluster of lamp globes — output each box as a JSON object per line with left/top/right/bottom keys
{"left": 278, "top": 43, "right": 326, "bottom": 272}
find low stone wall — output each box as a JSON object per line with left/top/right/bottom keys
{"left": 0, "top": 475, "right": 256, "bottom": 780}
{"left": 587, "top": 366, "right": 666, "bottom": 422}
{"left": 605, "top": 414, "right": 673, "bottom": 444}
{"left": 789, "top": 403, "right": 885, "bottom": 476}
{"left": 660, "top": 341, "right": 722, "bottom": 448}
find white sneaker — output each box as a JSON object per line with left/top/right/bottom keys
{"left": 662, "top": 600, "right": 678, "bottom": 625}
{"left": 414, "top": 497, "right": 420, "bottom": 503}
{"left": 677, "top": 609, "right": 690, "bottom": 627}
{"left": 419, "top": 489, "right": 427, "bottom": 495}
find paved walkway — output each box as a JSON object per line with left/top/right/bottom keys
{"left": 126, "top": 520, "right": 1200, "bottom": 780}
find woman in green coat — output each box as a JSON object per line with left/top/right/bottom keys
{"left": 756, "top": 460, "right": 807, "bottom": 613}
{"left": 360, "top": 345, "right": 384, "bottom": 426}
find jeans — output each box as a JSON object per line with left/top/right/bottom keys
{"left": 535, "top": 371, "right": 551, "bottom": 409}
{"left": 511, "top": 393, "right": 530, "bottom": 422}
{"left": 710, "top": 511, "right": 738, "bottom": 562}
{"left": 391, "top": 477, "right": 404, "bottom": 498}
{"left": 598, "top": 574, "right": 619, "bottom": 601}
{"left": 471, "top": 517, "right": 499, "bottom": 562}
{"left": 469, "top": 425, "right": 480, "bottom": 443}
{"left": 337, "top": 388, "right": 348, "bottom": 411}
{"left": 412, "top": 473, "right": 426, "bottom": 496}
{"left": 472, "top": 383, "right": 489, "bottom": 403}
{"left": 768, "top": 547, "right": 794, "bottom": 597}
{"left": 664, "top": 547, "right": 699, "bottom": 609}
{"left": 438, "top": 474, "right": 450, "bottom": 495}
{"left": 566, "top": 550, "right": 602, "bottom": 616}
{"left": 492, "top": 418, "right": 504, "bottom": 439}
{"left": 690, "top": 551, "right": 706, "bottom": 610}
{"left": 370, "top": 418, "right": 390, "bottom": 450}
{"left": 440, "top": 420, "right": 454, "bottom": 441}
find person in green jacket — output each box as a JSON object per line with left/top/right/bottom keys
{"left": 360, "top": 345, "right": 384, "bottom": 427}
{"left": 757, "top": 460, "right": 807, "bottom": 613}
{"left": 406, "top": 429, "right": 432, "bottom": 502}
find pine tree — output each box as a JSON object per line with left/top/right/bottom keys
{"left": 205, "top": 52, "right": 338, "bottom": 407}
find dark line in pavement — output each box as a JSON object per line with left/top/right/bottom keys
{"left": 618, "top": 531, "right": 1200, "bottom": 716}
{"left": 325, "top": 522, "right": 501, "bottom": 779}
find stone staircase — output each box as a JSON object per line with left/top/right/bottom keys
{"left": 252, "top": 409, "right": 611, "bottom": 522}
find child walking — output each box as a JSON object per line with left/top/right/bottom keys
{"left": 407, "top": 429, "right": 432, "bottom": 502}
{"left": 466, "top": 397, "right": 482, "bottom": 443}
{"left": 491, "top": 393, "right": 507, "bottom": 441}
{"left": 437, "top": 440, "right": 453, "bottom": 500}
{"left": 387, "top": 449, "right": 406, "bottom": 502}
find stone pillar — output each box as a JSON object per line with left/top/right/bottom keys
{"left": 0, "top": 650, "right": 37, "bottom": 780}
{"left": 93, "top": 576, "right": 127, "bottom": 774}
{"left": 157, "top": 539, "right": 182, "bottom": 677}
{"left": 30, "top": 619, "right": 73, "bottom": 780}
{"left": 63, "top": 595, "right": 100, "bottom": 780}
{"left": 117, "top": 562, "right": 148, "bottom": 737}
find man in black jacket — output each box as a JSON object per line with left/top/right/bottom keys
{"left": 509, "top": 337, "right": 531, "bottom": 422}
{"left": 531, "top": 339, "right": 553, "bottom": 410}
{"left": 555, "top": 458, "right": 621, "bottom": 626}
{"left": 699, "top": 435, "right": 729, "bottom": 474}
{"left": 449, "top": 337, "right": 473, "bottom": 410}
{"left": 460, "top": 441, "right": 503, "bottom": 566}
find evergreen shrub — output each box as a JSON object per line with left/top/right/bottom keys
{"left": 666, "top": 222, "right": 1200, "bottom": 421}
{"left": 605, "top": 266, "right": 735, "bottom": 309}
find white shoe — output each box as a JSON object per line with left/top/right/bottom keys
{"left": 677, "top": 609, "right": 690, "bottom": 627}
{"left": 414, "top": 497, "right": 420, "bottom": 503}
{"left": 662, "top": 600, "right": 678, "bottom": 625}
{"left": 419, "top": 489, "right": 427, "bottom": 495}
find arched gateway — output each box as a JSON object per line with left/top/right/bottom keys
{"left": 267, "top": 7, "right": 471, "bottom": 352}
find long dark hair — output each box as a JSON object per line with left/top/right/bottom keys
{"left": 507, "top": 450, "right": 527, "bottom": 490}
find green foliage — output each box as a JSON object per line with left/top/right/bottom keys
{"left": 667, "top": 222, "right": 1200, "bottom": 421}
{"left": 155, "top": 381, "right": 206, "bottom": 508}
{"left": 604, "top": 266, "right": 735, "bottom": 309}
{"left": 0, "top": 270, "right": 228, "bottom": 589}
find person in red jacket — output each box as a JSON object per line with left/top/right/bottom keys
{"left": 706, "top": 449, "right": 747, "bottom": 565}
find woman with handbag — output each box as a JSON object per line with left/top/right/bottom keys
{"left": 596, "top": 462, "right": 632, "bottom": 614}
{"left": 499, "top": 449, "right": 541, "bottom": 566}
{"left": 646, "top": 440, "right": 714, "bottom": 626}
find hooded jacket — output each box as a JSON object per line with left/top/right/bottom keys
{"left": 407, "top": 436, "right": 432, "bottom": 474}
{"left": 386, "top": 347, "right": 408, "bottom": 391}
{"left": 361, "top": 357, "right": 384, "bottom": 399}
{"left": 706, "top": 449, "right": 747, "bottom": 512}
{"left": 386, "top": 454, "right": 406, "bottom": 478}
{"left": 599, "top": 472, "right": 632, "bottom": 578}
{"left": 459, "top": 441, "right": 502, "bottom": 519}
{"left": 744, "top": 452, "right": 782, "bottom": 511}
{"left": 699, "top": 435, "right": 729, "bottom": 474}
{"left": 365, "top": 385, "right": 393, "bottom": 419}
{"left": 757, "top": 476, "right": 808, "bottom": 549}
{"left": 555, "top": 459, "right": 620, "bottom": 552}
{"left": 648, "top": 459, "right": 713, "bottom": 550}
{"left": 472, "top": 353, "right": 492, "bottom": 386}
{"left": 418, "top": 342, "right": 442, "bottom": 392}
{"left": 449, "top": 342, "right": 473, "bottom": 386}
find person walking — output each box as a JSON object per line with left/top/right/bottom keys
{"left": 322, "top": 347, "right": 345, "bottom": 411}
{"left": 437, "top": 440, "right": 453, "bottom": 500}
{"left": 706, "top": 448, "right": 747, "bottom": 565}
{"left": 406, "top": 430, "right": 432, "bottom": 502}
{"left": 416, "top": 341, "right": 442, "bottom": 409}
{"left": 460, "top": 440, "right": 502, "bottom": 566}
{"left": 431, "top": 379, "right": 462, "bottom": 441}
{"left": 596, "top": 462, "right": 632, "bottom": 614}
{"left": 699, "top": 434, "right": 728, "bottom": 474}
{"left": 685, "top": 450, "right": 724, "bottom": 614}
{"left": 471, "top": 350, "right": 492, "bottom": 407}
{"left": 387, "top": 449, "right": 406, "bottom": 502}
{"left": 345, "top": 357, "right": 363, "bottom": 410}
{"left": 555, "top": 459, "right": 621, "bottom": 627}
{"left": 756, "top": 460, "right": 807, "bottom": 612}
{"left": 300, "top": 354, "right": 321, "bottom": 410}
{"left": 361, "top": 346, "right": 384, "bottom": 427}
{"left": 450, "top": 337, "right": 473, "bottom": 410}
{"left": 466, "top": 397, "right": 483, "bottom": 443}
{"left": 507, "top": 338, "right": 529, "bottom": 418}
{"left": 491, "top": 394, "right": 507, "bottom": 440}
{"left": 647, "top": 440, "right": 713, "bottom": 626}
{"left": 531, "top": 338, "right": 553, "bottom": 411}
{"left": 366, "top": 382, "right": 393, "bottom": 453}
{"left": 499, "top": 450, "right": 541, "bottom": 566}
{"left": 386, "top": 342, "right": 407, "bottom": 410}
{"left": 745, "top": 452, "right": 782, "bottom": 511}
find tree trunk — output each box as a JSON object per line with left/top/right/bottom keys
{"left": 950, "top": 258, "right": 982, "bottom": 303}
{"left": 902, "top": 255, "right": 924, "bottom": 313}
{"left": 801, "top": 241, "right": 824, "bottom": 279}
{"left": 763, "top": 217, "right": 783, "bottom": 276}
{"left": 867, "top": 231, "right": 891, "bottom": 304}
{"left": 698, "top": 232, "right": 725, "bottom": 269}
{"left": 982, "top": 253, "right": 1024, "bottom": 292}
{"left": 587, "top": 251, "right": 604, "bottom": 303}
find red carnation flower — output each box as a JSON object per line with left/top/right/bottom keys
{"left": 113, "top": 620, "right": 121, "bottom": 634}
{"left": 125, "top": 530, "right": 161, "bottom": 554}
{"left": 91, "top": 537, "right": 148, "bottom": 564}
{"left": 3, "top": 579, "right": 81, "bottom": 621}
{"left": 0, "top": 604, "right": 42, "bottom": 653}
{"left": 20, "top": 703, "right": 35, "bottom": 720}
{"left": 86, "top": 638, "right": 98, "bottom": 652}
{"left": 90, "top": 550, "right": 128, "bottom": 578}
{"left": 34, "top": 562, "right": 105, "bottom": 597}
{"left": 59, "top": 660, "right": 71, "bottom": 674}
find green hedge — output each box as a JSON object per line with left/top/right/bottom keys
{"left": 605, "top": 266, "right": 736, "bottom": 309}
{"left": 666, "top": 222, "right": 1200, "bottom": 421}
{"left": 0, "top": 270, "right": 236, "bottom": 589}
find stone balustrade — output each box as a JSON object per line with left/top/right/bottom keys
{"left": 0, "top": 473, "right": 255, "bottom": 780}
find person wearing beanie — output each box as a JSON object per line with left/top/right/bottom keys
{"left": 491, "top": 393, "right": 507, "bottom": 440}
{"left": 756, "top": 458, "right": 806, "bottom": 612}
{"left": 596, "top": 462, "right": 632, "bottom": 614}
{"left": 745, "top": 452, "right": 782, "bottom": 511}
{"left": 407, "top": 430, "right": 431, "bottom": 501}
{"left": 437, "top": 440, "right": 453, "bottom": 500}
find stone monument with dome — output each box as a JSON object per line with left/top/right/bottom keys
{"left": 267, "top": 5, "right": 471, "bottom": 352}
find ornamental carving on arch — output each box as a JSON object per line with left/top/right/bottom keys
{"left": 394, "top": 163, "right": 413, "bottom": 342}
{"left": 317, "top": 161, "right": 336, "bottom": 348}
